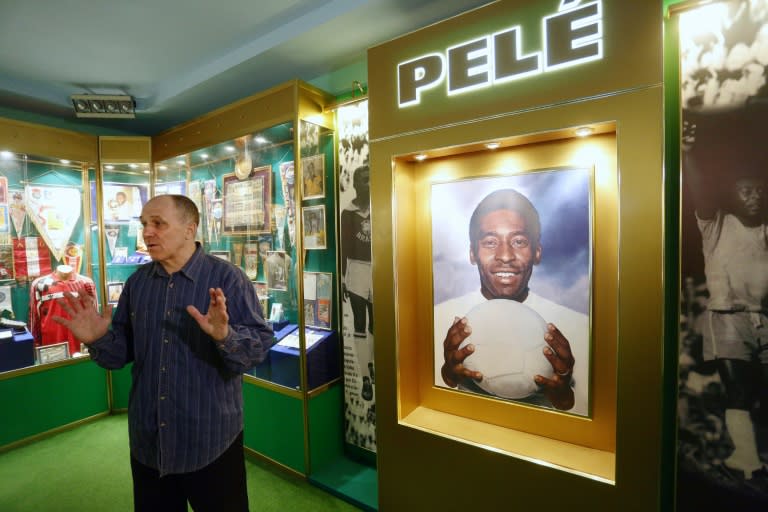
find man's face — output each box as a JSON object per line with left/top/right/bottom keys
{"left": 140, "top": 196, "right": 195, "bottom": 270}
{"left": 470, "top": 209, "right": 541, "bottom": 301}
{"left": 734, "top": 177, "right": 765, "bottom": 218}
{"left": 354, "top": 169, "right": 370, "bottom": 196}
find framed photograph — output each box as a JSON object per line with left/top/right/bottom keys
{"left": 0, "top": 175, "right": 7, "bottom": 203}
{"left": 253, "top": 281, "right": 268, "bottom": 298}
{"left": 210, "top": 250, "right": 230, "bottom": 262}
{"left": 304, "top": 271, "right": 332, "bottom": 330}
{"left": 154, "top": 180, "right": 187, "bottom": 196}
{"left": 99, "top": 183, "right": 148, "bottom": 223}
{"left": 222, "top": 166, "right": 271, "bottom": 234}
{"left": 302, "top": 154, "right": 325, "bottom": 200}
{"left": 106, "top": 282, "right": 124, "bottom": 305}
{"left": 266, "top": 251, "right": 290, "bottom": 291}
{"left": 431, "top": 168, "right": 593, "bottom": 417}
{"left": 244, "top": 242, "right": 260, "bottom": 279}
{"left": 36, "top": 342, "right": 70, "bottom": 364}
{"left": 0, "top": 204, "right": 9, "bottom": 234}
{"left": 301, "top": 205, "right": 326, "bottom": 250}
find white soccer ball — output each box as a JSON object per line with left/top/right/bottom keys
{"left": 458, "top": 299, "right": 553, "bottom": 399}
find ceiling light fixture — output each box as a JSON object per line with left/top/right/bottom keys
{"left": 575, "top": 126, "right": 594, "bottom": 137}
{"left": 485, "top": 142, "right": 501, "bottom": 150}
{"left": 414, "top": 154, "right": 427, "bottom": 161}
{"left": 70, "top": 94, "right": 135, "bottom": 119}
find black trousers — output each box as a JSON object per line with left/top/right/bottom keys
{"left": 130, "top": 431, "right": 249, "bottom": 512}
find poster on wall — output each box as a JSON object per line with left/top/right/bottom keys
{"left": 337, "top": 99, "right": 376, "bottom": 452}
{"left": 676, "top": 1, "right": 768, "bottom": 507}
{"left": 431, "top": 169, "right": 592, "bottom": 416}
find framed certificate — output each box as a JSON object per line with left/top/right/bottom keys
{"left": 36, "top": 342, "right": 70, "bottom": 365}
{"left": 222, "top": 166, "right": 271, "bottom": 234}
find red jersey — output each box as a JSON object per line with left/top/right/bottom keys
{"left": 30, "top": 272, "right": 96, "bottom": 356}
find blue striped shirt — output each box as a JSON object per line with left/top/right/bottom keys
{"left": 88, "top": 243, "right": 273, "bottom": 475}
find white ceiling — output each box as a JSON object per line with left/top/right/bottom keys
{"left": 0, "top": 0, "right": 492, "bottom": 135}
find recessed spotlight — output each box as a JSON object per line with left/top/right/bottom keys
{"left": 176, "top": 160, "right": 185, "bottom": 165}
{"left": 485, "top": 142, "right": 500, "bottom": 150}
{"left": 143, "top": 170, "right": 150, "bottom": 174}
{"left": 60, "top": 159, "right": 70, "bottom": 164}
{"left": 254, "top": 136, "right": 268, "bottom": 144}
{"left": 225, "top": 146, "right": 235, "bottom": 152}
{"left": 414, "top": 154, "right": 427, "bottom": 161}
{"left": 575, "top": 126, "right": 594, "bottom": 137}
{"left": 158, "top": 165, "right": 168, "bottom": 171}
{"left": 0, "top": 151, "right": 13, "bottom": 159}
{"left": 200, "top": 153, "right": 209, "bottom": 160}
{"left": 105, "top": 165, "right": 114, "bottom": 170}
{"left": 129, "top": 164, "right": 138, "bottom": 169}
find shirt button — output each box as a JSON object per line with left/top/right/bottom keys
{"left": 160, "top": 396, "right": 166, "bottom": 400}
{"left": 169, "top": 283, "right": 174, "bottom": 288}
{"left": 160, "top": 422, "right": 166, "bottom": 427}
{"left": 160, "top": 366, "right": 166, "bottom": 372}
{"left": 163, "top": 339, "right": 169, "bottom": 344}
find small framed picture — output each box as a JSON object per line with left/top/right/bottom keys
{"left": 302, "top": 205, "right": 326, "bottom": 250}
{"left": 210, "top": 250, "right": 230, "bottom": 262}
{"left": 302, "top": 154, "right": 325, "bottom": 200}
{"left": 106, "top": 282, "right": 124, "bottom": 305}
{"left": 36, "top": 342, "right": 70, "bottom": 365}
{"left": 253, "top": 281, "right": 268, "bottom": 298}
{"left": 303, "top": 271, "right": 333, "bottom": 330}
{"left": 266, "top": 251, "right": 290, "bottom": 291}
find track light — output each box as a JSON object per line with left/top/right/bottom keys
{"left": 70, "top": 94, "right": 135, "bottom": 118}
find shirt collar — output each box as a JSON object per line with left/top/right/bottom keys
{"left": 150, "top": 242, "right": 204, "bottom": 281}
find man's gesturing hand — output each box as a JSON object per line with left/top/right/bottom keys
{"left": 186, "top": 287, "right": 230, "bottom": 343}
{"left": 53, "top": 290, "right": 111, "bottom": 344}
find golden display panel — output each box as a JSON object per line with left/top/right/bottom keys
{"left": 371, "top": 88, "right": 664, "bottom": 510}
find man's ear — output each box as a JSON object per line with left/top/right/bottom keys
{"left": 469, "top": 245, "right": 477, "bottom": 265}
{"left": 534, "top": 243, "right": 542, "bottom": 265}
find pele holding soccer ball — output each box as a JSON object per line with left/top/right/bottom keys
{"left": 438, "top": 188, "right": 589, "bottom": 414}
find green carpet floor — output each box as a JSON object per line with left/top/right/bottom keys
{"left": 0, "top": 414, "right": 362, "bottom": 511}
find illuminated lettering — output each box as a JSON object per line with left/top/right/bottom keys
{"left": 397, "top": 0, "right": 603, "bottom": 107}
{"left": 397, "top": 53, "right": 445, "bottom": 107}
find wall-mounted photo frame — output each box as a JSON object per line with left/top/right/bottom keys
{"left": 97, "top": 183, "right": 149, "bottom": 223}
{"left": 210, "top": 250, "right": 230, "bottom": 262}
{"left": 431, "top": 168, "right": 593, "bottom": 417}
{"left": 36, "top": 342, "right": 70, "bottom": 365}
{"left": 253, "top": 281, "right": 268, "bottom": 298}
{"left": 0, "top": 175, "right": 8, "bottom": 204}
{"left": 266, "top": 251, "right": 290, "bottom": 291}
{"left": 303, "top": 271, "right": 332, "bottom": 330}
{"left": 301, "top": 205, "right": 326, "bottom": 250}
{"left": 222, "top": 166, "right": 271, "bottom": 234}
{"left": 106, "top": 281, "right": 124, "bottom": 305}
{"left": 302, "top": 154, "right": 325, "bottom": 200}
{"left": 154, "top": 180, "right": 187, "bottom": 196}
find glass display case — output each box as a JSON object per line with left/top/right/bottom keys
{"left": 0, "top": 151, "right": 96, "bottom": 372}
{"left": 153, "top": 118, "right": 339, "bottom": 392}
{"left": 92, "top": 162, "right": 152, "bottom": 310}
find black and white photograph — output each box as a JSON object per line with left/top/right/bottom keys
{"left": 338, "top": 99, "right": 376, "bottom": 452}
{"left": 432, "top": 169, "right": 592, "bottom": 417}
{"left": 266, "top": 250, "right": 289, "bottom": 291}
{"left": 676, "top": 0, "right": 768, "bottom": 507}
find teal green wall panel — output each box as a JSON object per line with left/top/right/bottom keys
{"left": 308, "top": 385, "right": 344, "bottom": 471}
{"left": 243, "top": 382, "right": 306, "bottom": 474}
{"left": 0, "top": 360, "right": 108, "bottom": 447}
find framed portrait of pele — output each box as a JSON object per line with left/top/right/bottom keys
{"left": 431, "top": 168, "right": 593, "bottom": 417}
